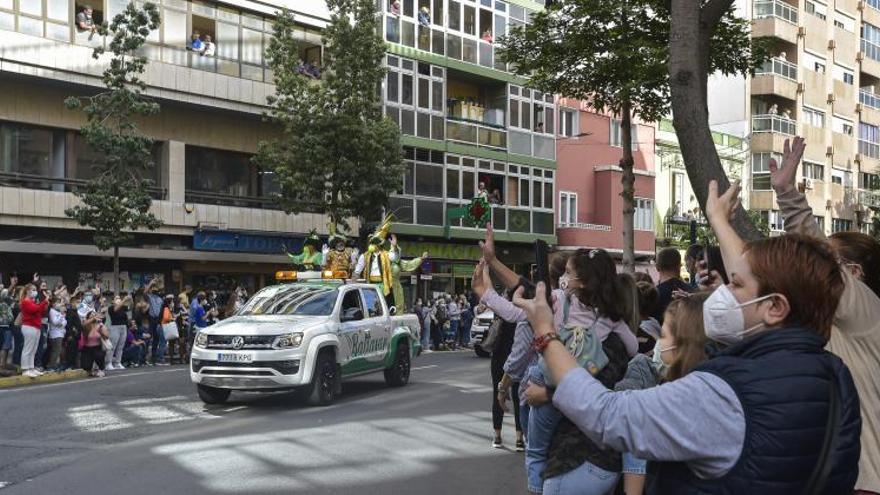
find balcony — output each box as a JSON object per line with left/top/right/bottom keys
{"left": 752, "top": 58, "right": 799, "bottom": 101}
{"left": 866, "top": 0, "right": 880, "bottom": 26}
{"left": 752, "top": 0, "right": 799, "bottom": 44}
{"left": 557, "top": 222, "right": 612, "bottom": 232}
{"left": 446, "top": 119, "right": 507, "bottom": 150}
{"left": 384, "top": 15, "right": 507, "bottom": 73}
{"left": 860, "top": 188, "right": 880, "bottom": 209}
{"left": 861, "top": 89, "right": 880, "bottom": 110}
{"left": 752, "top": 114, "right": 797, "bottom": 135}
{"left": 862, "top": 39, "right": 880, "bottom": 80}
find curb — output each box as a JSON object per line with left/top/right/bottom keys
{"left": 0, "top": 369, "right": 88, "bottom": 389}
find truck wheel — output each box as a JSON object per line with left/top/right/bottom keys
{"left": 305, "top": 351, "right": 339, "bottom": 407}
{"left": 474, "top": 346, "right": 491, "bottom": 358}
{"left": 197, "top": 384, "right": 231, "bottom": 404}
{"left": 384, "top": 341, "right": 410, "bottom": 387}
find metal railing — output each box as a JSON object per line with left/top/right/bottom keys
{"left": 557, "top": 222, "right": 612, "bottom": 231}
{"left": 753, "top": 0, "right": 799, "bottom": 24}
{"left": 860, "top": 90, "right": 880, "bottom": 110}
{"left": 862, "top": 39, "right": 880, "bottom": 63}
{"left": 446, "top": 119, "right": 507, "bottom": 150}
{"left": 752, "top": 114, "right": 797, "bottom": 135}
{"left": 755, "top": 57, "right": 798, "bottom": 81}
{"left": 184, "top": 190, "right": 280, "bottom": 210}
{"left": 0, "top": 172, "right": 165, "bottom": 200}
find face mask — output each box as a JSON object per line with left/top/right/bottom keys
{"left": 703, "top": 285, "right": 776, "bottom": 345}
{"left": 84, "top": 295, "right": 93, "bottom": 304}
{"left": 28, "top": 290, "right": 38, "bottom": 299}
{"left": 651, "top": 339, "right": 676, "bottom": 375}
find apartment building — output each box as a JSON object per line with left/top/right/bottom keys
{"left": 741, "top": 0, "right": 880, "bottom": 234}
{"left": 554, "top": 99, "right": 656, "bottom": 267}
{"left": 381, "top": 0, "right": 557, "bottom": 297}
{"left": 0, "top": 0, "right": 333, "bottom": 293}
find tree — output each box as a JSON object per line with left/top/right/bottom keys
{"left": 65, "top": 3, "right": 162, "bottom": 294}
{"left": 669, "top": 0, "right": 769, "bottom": 241}
{"left": 256, "top": 0, "right": 403, "bottom": 233}
{"left": 500, "top": 1, "right": 764, "bottom": 270}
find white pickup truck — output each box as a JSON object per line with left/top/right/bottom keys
{"left": 189, "top": 280, "right": 421, "bottom": 406}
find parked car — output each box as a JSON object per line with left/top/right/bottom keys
{"left": 470, "top": 308, "right": 494, "bottom": 358}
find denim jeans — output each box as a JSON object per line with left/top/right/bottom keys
{"left": 622, "top": 452, "right": 647, "bottom": 475}
{"left": 458, "top": 318, "right": 471, "bottom": 346}
{"left": 12, "top": 326, "right": 23, "bottom": 365}
{"left": 149, "top": 317, "right": 166, "bottom": 363}
{"left": 421, "top": 319, "right": 431, "bottom": 349}
{"left": 0, "top": 325, "right": 11, "bottom": 350}
{"left": 542, "top": 460, "right": 620, "bottom": 495}
{"left": 448, "top": 319, "right": 460, "bottom": 345}
{"left": 526, "top": 402, "right": 565, "bottom": 493}
{"left": 122, "top": 344, "right": 146, "bottom": 365}
{"left": 520, "top": 403, "right": 531, "bottom": 442}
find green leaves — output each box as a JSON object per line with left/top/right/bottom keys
{"left": 65, "top": 2, "right": 162, "bottom": 252}
{"left": 256, "top": 1, "right": 403, "bottom": 232}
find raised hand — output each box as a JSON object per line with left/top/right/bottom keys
{"left": 478, "top": 223, "right": 496, "bottom": 262}
{"left": 706, "top": 180, "right": 742, "bottom": 226}
{"left": 769, "top": 136, "right": 805, "bottom": 194}
{"left": 512, "top": 282, "right": 554, "bottom": 337}
{"left": 470, "top": 259, "right": 490, "bottom": 299}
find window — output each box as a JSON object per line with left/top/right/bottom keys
{"left": 831, "top": 169, "right": 852, "bottom": 186}
{"left": 0, "top": 122, "right": 67, "bottom": 190}
{"left": 833, "top": 116, "right": 854, "bottom": 136}
{"left": 860, "top": 122, "right": 880, "bottom": 158}
{"left": 815, "top": 215, "right": 825, "bottom": 232}
{"left": 803, "top": 161, "right": 825, "bottom": 180}
{"left": 862, "top": 172, "right": 880, "bottom": 190}
{"left": 361, "top": 288, "right": 385, "bottom": 317}
{"left": 802, "top": 107, "right": 825, "bottom": 128}
{"left": 832, "top": 218, "right": 854, "bottom": 233}
{"left": 673, "top": 172, "right": 685, "bottom": 215}
{"left": 610, "top": 119, "right": 638, "bottom": 149}
{"left": 833, "top": 65, "right": 855, "bottom": 85}
{"left": 806, "top": 1, "right": 827, "bottom": 20}
{"left": 185, "top": 146, "right": 256, "bottom": 198}
{"left": 833, "top": 11, "right": 855, "bottom": 32}
{"left": 340, "top": 289, "right": 364, "bottom": 320}
{"left": 385, "top": 55, "right": 444, "bottom": 139}
{"left": 864, "top": 22, "right": 880, "bottom": 62}
{"left": 751, "top": 153, "right": 777, "bottom": 190}
{"left": 560, "top": 109, "right": 577, "bottom": 137}
{"left": 634, "top": 198, "right": 654, "bottom": 231}
{"left": 803, "top": 52, "right": 826, "bottom": 73}
{"left": 758, "top": 210, "right": 785, "bottom": 232}
{"left": 559, "top": 191, "right": 577, "bottom": 225}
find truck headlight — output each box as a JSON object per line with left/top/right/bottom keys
{"left": 274, "top": 332, "right": 303, "bottom": 349}
{"left": 194, "top": 332, "right": 208, "bottom": 348}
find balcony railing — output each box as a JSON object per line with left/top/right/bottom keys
{"left": 446, "top": 119, "right": 507, "bottom": 150}
{"left": 862, "top": 39, "right": 880, "bottom": 63}
{"left": 755, "top": 57, "right": 798, "bottom": 81}
{"left": 753, "top": 0, "right": 798, "bottom": 24}
{"left": 860, "top": 139, "right": 880, "bottom": 158}
{"left": 557, "top": 222, "right": 612, "bottom": 231}
{"left": 860, "top": 90, "right": 880, "bottom": 110}
{"left": 184, "top": 190, "right": 280, "bottom": 210}
{"left": 869, "top": 0, "right": 880, "bottom": 12}
{"left": 752, "top": 114, "right": 797, "bottom": 135}
{"left": 0, "top": 172, "right": 165, "bottom": 200}
{"left": 860, "top": 189, "right": 880, "bottom": 208}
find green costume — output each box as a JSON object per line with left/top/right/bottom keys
{"left": 390, "top": 246, "right": 424, "bottom": 313}
{"left": 287, "top": 230, "right": 324, "bottom": 270}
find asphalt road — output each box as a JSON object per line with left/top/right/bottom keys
{"left": 0, "top": 350, "right": 526, "bottom": 494}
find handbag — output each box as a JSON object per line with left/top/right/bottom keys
{"left": 479, "top": 317, "right": 503, "bottom": 353}
{"left": 162, "top": 321, "right": 180, "bottom": 341}
{"left": 101, "top": 337, "right": 112, "bottom": 352}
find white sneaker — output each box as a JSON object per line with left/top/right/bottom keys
{"left": 24, "top": 369, "right": 38, "bottom": 378}
{"left": 107, "top": 363, "right": 118, "bottom": 371}
{"left": 34, "top": 369, "right": 44, "bottom": 376}
{"left": 96, "top": 370, "right": 105, "bottom": 377}
{"left": 115, "top": 363, "right": 125, "bottom": 370}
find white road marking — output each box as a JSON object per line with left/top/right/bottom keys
{"left": 0, "top": 368, "right": 189, "bottom": 394}
{"left": 410, "top": 364, "right": 438, "bottom": 371}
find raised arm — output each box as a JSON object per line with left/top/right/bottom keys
{"left": 705, "top": 180, "right": 746, "bottom": 282}
{"left": 769, "top": 137, "right": 824, "bottom": 238}
{"left": 480, "top": 223, "right": 521, "bottom": 290}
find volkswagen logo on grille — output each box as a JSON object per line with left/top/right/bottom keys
{"left": 231, "top": 336, "right": 245, "bottom": 350}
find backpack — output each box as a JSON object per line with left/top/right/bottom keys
{"left": 0, "top": 301, "right": 13, "bottom": 326}
{"left": 435, "top": 303, "right": 448, "bottom": 323}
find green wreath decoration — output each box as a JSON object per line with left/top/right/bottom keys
{"left": 466, "top": 197, "right": 491, "bottom": 227}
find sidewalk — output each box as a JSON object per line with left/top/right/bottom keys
{"left": 0, "top": 369, "right": 88, "bottom": 389}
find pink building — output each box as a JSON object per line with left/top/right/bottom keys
{"left": 555, "top": 98, "right": 657, "bottom": 264}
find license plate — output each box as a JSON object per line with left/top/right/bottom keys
{"left": 218, "top": 353, "right": 253, "bottom": 363}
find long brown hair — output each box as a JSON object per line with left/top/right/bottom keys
{"left": 663, "top": 291, "right": 710, "bottom": 382}
{"left": 830, "top": 231, "right": 880, "bottom": 298}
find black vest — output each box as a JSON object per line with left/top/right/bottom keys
{"left": 650, "top": 328, "right": 861, "bottom": 495}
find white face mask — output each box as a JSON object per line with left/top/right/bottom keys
{"left": 28, "top": 290, "right": 38, "bottom": 300}
{"left": 703, "top": 285, "right": 776, "bottom": 345}
{"left": 559, "top": 274, "right": 570, "bottom": 291}
{"left": 651, "top": 339, "right": 676, "bottom": 375}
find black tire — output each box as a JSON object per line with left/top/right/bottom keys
{"left": 384, "top": 341, "right": 411, "bottom": 387}
{"left": 197, "top": 384, "right": 231, "bottom": 404}
{"left": 474, "top": 346, "right": 491, "bottom": 358}
{"left": 305, "top": 351, "right": 339, "bottom": 407}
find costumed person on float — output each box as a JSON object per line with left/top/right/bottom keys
{"left": 284, "top": 229, "right": 324, "bottom": 271}
{"left": 322, "top": 223, "right": 359, "bottom": 276}
{"left": 354, "top": 215, "right": 397, "bottom": 305}
{"left": 388, "top": 234, "right": 428, "bottom": 313}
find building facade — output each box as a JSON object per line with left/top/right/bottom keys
{"left": 712, "top": 0, "right": 880, "bottom": 235}
{"left": 0, "top": 0, "right": 334, "bottom": 295}
{"left": 380, "top": 0, "right": 557, "bottom": 299}
{"left": 554, "top": 99, "right": 656, "bottom": 266}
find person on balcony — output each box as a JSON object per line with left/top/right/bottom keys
{"left": 482, "top": 29, "right": 494, "bottom": 44}
{"left": 200, "top": 35, "right": 216, "bottom": 56}
{"left": 418, "top": 6, "right": 431, "bottom": 27}
{"left": 187, "top": 32, "right": 203, "bottom": 51}
{"left": 76, "top": 5, "right": 97, "bottom": 40}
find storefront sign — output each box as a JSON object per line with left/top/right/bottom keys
{"left": 399, "top": 242, "right": 481, "bottom": 261}
{"left": 420, "top": 275, "right": 433, "bottom": 280}
{"left": 452, "top": 263, "right": 476, "bottom": 278}
{"left": 194, "top": 231, "right": 303, "bottom": 254}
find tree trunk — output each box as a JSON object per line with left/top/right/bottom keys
{"left": 620, "top": 100, "right": 636, "bottom": 273}
{"left": 113, "top": 245, "right": 120, "bottom": 296}
{"left": 669, "top": 0, "right": 763, "bottom": 241}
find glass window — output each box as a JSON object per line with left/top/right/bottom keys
{"left": 386, "top": 15, "right": 400, "bottom": 43}
{"left": 533, "top": 212, "right": 553, "bottom": 234}
{"left": 416, "top": 199, "right": 444, "bottom": 225}
{"left": 0, "top": 11, "right": 13, "bottom": 31}
{"left": 401, "top": 19, "right": 415, "bottom": 47}
{"left": 446, "top": 168, "right": 460, "bottom": 198}
{"left": 107, "top": 0, "right": 130, "bottom": 19}
{"left": 216, "top": 22, "right": 239, "bottom": 60}
{"left": 402, "top": 74, "right": 414, "bottom": 105}
{"left": 416, "top": 163, "right": 443, "bottom": 197}
{"left": 241, "top": 28, "right": 262, "bottom": 65}
{"left": 464, "top": 4, "right": 476, "bottom": 35}
{"left": 241, "top": 13, "right": 262, "bottom": 30}
{"left": 449, "top": 1, "right": 461, "bottom": 30}
{"left": 164, "top": 8, "right": 187, "bottom": 49}
{"left": 0, "top": 123, "right": 60, "bottom": 182}
{"left": 361, "top": 289, "right": 385, "bottom": 317}
{"left": 418, "top": 77, "right": 430, "bottom": 109}
{"left": 47, "top": 22, "right": 69, "bottom": 41}
{"left": 185, "top": 146, "right": 255, "bottom": 197}
{"left": 387, "top": 72, "right": 399, "bottom": 102}
{"left": 20, "top": 1, "right": 42, "bottom": 16}
{"left": 431, "top": 28, "right": 444, "bottom": 54}
{"left": 47, "top": 0, "right": 68, "bottom": 21}
{"left": 0, "top": 0, "right": 12, "bottom": 9}
{"left": 447, "top": 33, "right": 462, "bottom": 59}
{"left": 417, "top": 112, "right": 430, "bottom": 138}
{"left": 432, "top": 80, "right": 443, "bottom": 111}
{"left": 433, "top": 0, "right": 443, "bottom": 25}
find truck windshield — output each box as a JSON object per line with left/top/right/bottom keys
{"left": 237, "top": 286, "right": 338, "bottom": 316}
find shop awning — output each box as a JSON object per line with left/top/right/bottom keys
{"left": 0, "top": 241, "right": 290, "bottom": 264}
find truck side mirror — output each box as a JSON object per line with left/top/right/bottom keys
{"left": 389, "top": 306, "right": 397, "bottom": 316}
{"left": 341, "top": 307, "right": 363, "bottom": 322}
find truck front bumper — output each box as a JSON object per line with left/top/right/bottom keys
{"left": 189, "top": 347, "right": 309, "bottom": 390}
